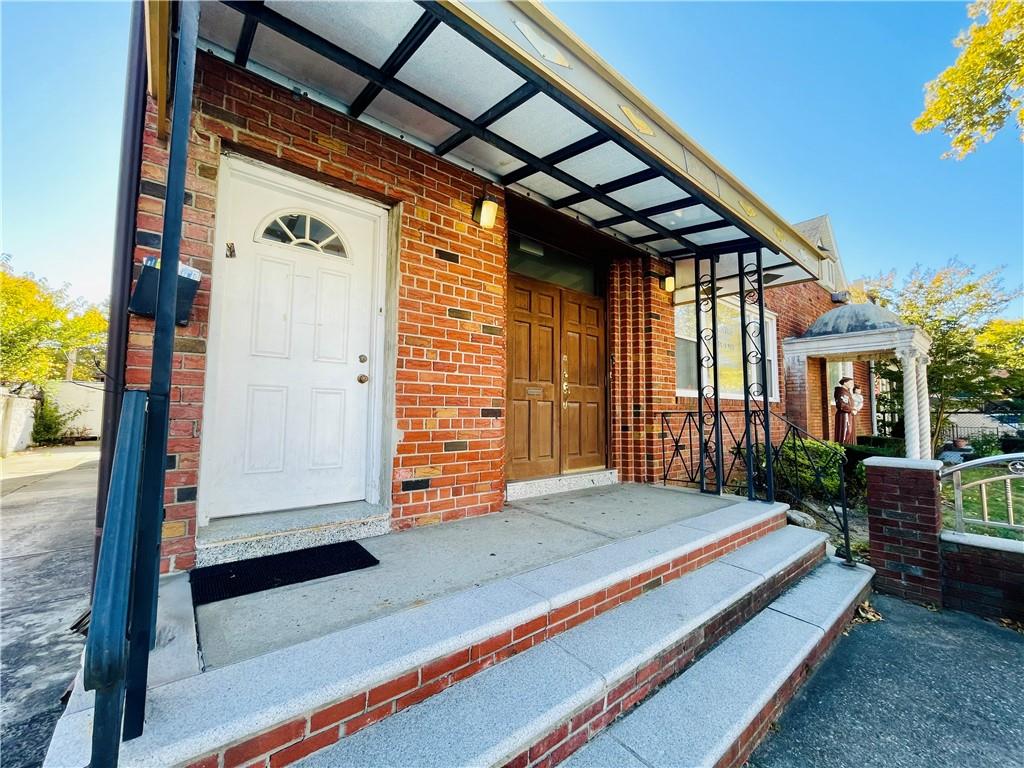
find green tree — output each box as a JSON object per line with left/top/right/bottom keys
{"left": 913, "top": 0, "right": 1024, "bottom": 159}
{"left": 864, "top": 260, "right": 1021, "bottom": 452}
{"left": 0, "top": 256, "right": 108, "bottom": 391}
{"left": 977, "top": 317, "right": 1024, "bottom": 403}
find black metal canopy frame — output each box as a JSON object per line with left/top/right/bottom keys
{"left": 660, "top": 247, "right": 854, "bottom": 566}
{"left": 217, "top": 0, "right": 775, "bottom": 262}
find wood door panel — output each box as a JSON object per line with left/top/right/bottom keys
{"left": 560, "top": 289, "right": 606, "bottom": 472}
{"left": 506, "top": 276, "right": 606, "bottom": 480}
{"left": 507, "top": 276, "right": 561, "bottom": 480}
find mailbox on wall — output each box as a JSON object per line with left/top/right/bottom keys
{"left": 128, "top": 256, "right": 201, "bottom": 327}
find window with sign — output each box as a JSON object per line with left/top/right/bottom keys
{"left": 674, "top": 298, "right": 779, "bottom": 401}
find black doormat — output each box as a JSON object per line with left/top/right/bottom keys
{"left": 190, "top": 540, "right": 379, "bottom": 606}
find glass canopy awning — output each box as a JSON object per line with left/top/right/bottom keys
{"left": 192, "top": 0, "right": 822, "bottom": 282}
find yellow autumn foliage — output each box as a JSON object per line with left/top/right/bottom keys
{"left": 913, "top": 0, "right": 1024, "bottom": 158}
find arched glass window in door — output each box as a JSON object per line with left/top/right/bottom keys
{"left": 260, "top": 213, "right": 347, "bottom": 257}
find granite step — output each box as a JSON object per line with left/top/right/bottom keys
{"left": 294, "top": 525, "right": 833, "bottom": 768}
{"left": 44, "top": 500, "right": 790, "bottom": 768}
{"left": 564, "top": 558, "right": 875, "bottom": 768}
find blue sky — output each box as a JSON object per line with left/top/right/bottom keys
{"left": 2, "top": 2, "right": 1022, "bottom": 315}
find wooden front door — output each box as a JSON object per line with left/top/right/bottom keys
{"left": 507, "top": 275, "right": 606, "bottom": 481}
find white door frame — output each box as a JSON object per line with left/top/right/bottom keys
{"left": 198, "top": 154, "right": 392, "bottom": 526}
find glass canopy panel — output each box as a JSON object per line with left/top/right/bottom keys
{"left": 687, "top": 225, "right": 747, "bottom": 246}
{"left": 396, "top": 25, "right": 525, "bottom": 120}
{"left": 515, "top": 173, "right": 578, "bottom": 202}
{"left": 608, "top": 177, "right": 688, "bottom": 209}
{"left": 198, "top": 2, "right": 245, "bottom": 52}
{"left": 568, "top": 199, "right": 620, "bottom": 221}
{"left": 649, "top": 204, "right": 721, "bottom": 230}
{"left": 265, "top": 0, "right": 422, "bottom": 69}
{"left": 448, "top": 137, "right": 525, "bottom": 177}
{"left": 608, "top": 221, "right": 656, "bottom": 238}
{"left": 645, "top": 239, "right": 680, "bottom": 252}
{"left": 249, "top": 26, "right": 370, "bottom": 107}
{"left": 555, "top": 142, "right": 648, "bottom": 187}
{"left": 363, "top": 90, "right": 459, "bottom": 146}
{"left": 489, "top": 94, "right": 593, "bottom": 159}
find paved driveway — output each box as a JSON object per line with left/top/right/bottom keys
{"left": 1, "top": 446, "right": 98, "bottom": 768}
{"left": 749, "top": 593, "right": 1024, "bottom": 768}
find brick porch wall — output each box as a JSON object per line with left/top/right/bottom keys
{"left": 128, "top": 52, "right": 508, "bottom": 572}
{"left": 607, "top": 257, "right": 676, "bottom": 483}
{"left": 866, "top": 457, "right": 1024, "bottom": 618}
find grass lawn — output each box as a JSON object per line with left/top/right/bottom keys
{"left": 942, "top": 466, "right": 1024, "bottom": 541}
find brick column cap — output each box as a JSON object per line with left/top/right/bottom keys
{"left": 863, "top": 456, "right": 943, "bottom": 472}
{"left": 941, "top": 530, "right": 1024, "bottom": 555}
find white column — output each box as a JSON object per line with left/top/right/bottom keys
{"left": 915, "top": 354, "right": 932, "bottom": 459}
{"left": 899, "top": 349, "right": 921, "bottom": 460}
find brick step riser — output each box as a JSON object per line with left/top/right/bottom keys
{"left": 502, "top": 541, "right": 827, "bottom": 768}
{"left": 186, "top": 513, "right": 788, "bottom": 768}
{"left": 714, "top": 579, "right": 872, "bottom": 768}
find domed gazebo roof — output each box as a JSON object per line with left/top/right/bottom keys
{"left": 803, "top": 302, "right": 904, "bottom": 338}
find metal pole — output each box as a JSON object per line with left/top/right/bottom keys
{"left": 737, "top": 251, "right": 754, "bottom": 500}
{"left": 695, "top": 257, "right": 706, "bottom": 493}
{"left": 708, "top": 256, "right": 723, "bottom": 495}
{"left": 122, "top": 0, "right": 199, "bottom": 740}
{"left": 94, "top": 1, "right": 147, "bottom": 590}
{"left": 755, "top": 248, "right": 775, "bottom": 502}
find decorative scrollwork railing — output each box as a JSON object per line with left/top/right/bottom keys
{"left": 661, "top": 409, "right": 854, "bottom": 564}
{"left": 940, "top": 453, "right": 1024, "bottom": 536}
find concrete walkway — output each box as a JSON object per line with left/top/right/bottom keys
{"left": 197, "top": 485, "right": 734, "bottom": 669}
{"left": 749, "top": 593, "right": 1024, "bottom": 768}
{"left": 1, "top": 446, "right": 98, "bottom": 768}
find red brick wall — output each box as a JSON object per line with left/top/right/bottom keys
{"left": 941, "top": 538, "right": 1024, "bottom": 620}
{"left": 868, "top": 460, "right": 1024, "bottom": 619}
{"left": 608, "top": 258, "right": 677, "bottom": 482}
{"left": 866, "top": 461, "right": 944, "bottom": 604}
{"left": 128, "top": 53, "right": 507, "bottom": 571}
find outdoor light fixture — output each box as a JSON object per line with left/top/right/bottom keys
{"left": 473, "top": 192, "right": 499, "bottom": 229}
{"left": 662, "top": 275, "right": 676, "bottom": 293}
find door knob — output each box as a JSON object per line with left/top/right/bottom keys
{"left": 357, "top": 374, "right": 369, "bottom": 384}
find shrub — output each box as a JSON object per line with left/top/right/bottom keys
{"left": 31, "top": 396, "right": 83, "bottom": 445}
{"left": 856, "top": 435, "right": 905, "bottom": 453}
{"left": 969, "top": 433, "right": 1003, "bottom": 458}
{"left": 1000, "top": 435, "right": 1024, "bottom": 454}
{"left": 773, "top": 438, "right": 845, "bottom": 502}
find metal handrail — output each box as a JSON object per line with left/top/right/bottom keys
{"left": 661, "top": 409, "right": 854, "bottom": 564}
{"left": 940, "top": 452, "right": 1024, "bottom": 535}
{"left": 83, "top": 390, "right": 148, "bottom": 767}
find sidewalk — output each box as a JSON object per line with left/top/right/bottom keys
{"left": 1, "top": 446, "right": 99, "bottom": 768}
{"left": 749, "top": 593, "right": 1024, "bottom": 768}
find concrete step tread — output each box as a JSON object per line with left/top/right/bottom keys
{"left": 43, "top": 500, "right": 788, "bottom": 768}
{"left": 296, "top": 526, "right": 828, "bottom": 768}
{"left": 551, "top": 526, "right": 826, "bottom": 685}
{"left": 565, "top": 559, "right": 874, "bottom": 768}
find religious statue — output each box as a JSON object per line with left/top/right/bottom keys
{"left": 833, "top": 377, "right": 855, "bottom": 444}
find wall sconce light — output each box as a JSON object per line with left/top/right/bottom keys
{"left": 661, "top": 275, "right": 675, "bottom": 293}
{"left": 473, "top": 192, "right": 499, "bottom": 229}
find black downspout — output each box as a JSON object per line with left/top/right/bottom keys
{"left": 93, "top": 2, "right": 148, "bottom": 589}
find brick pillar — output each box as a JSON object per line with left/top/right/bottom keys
{"left": 865, "top": 456, "right": 944, "bottom": 604}
{"left": 607, "top": 257, "right": 676, "bottom": 483}
{"left": 783, "top": 353, "right": 809, "bottom": 433}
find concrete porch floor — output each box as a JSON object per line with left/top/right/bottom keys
{"left": 196, "top": 484, "right": 736, "bottom": 669}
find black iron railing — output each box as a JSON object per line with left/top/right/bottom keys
{"left": 84, "top": 4, "right": 200, "bottom": 765}
{"left": 83, "top": 390, "right": 149, "bottom": 766}
{"left": 662, "top": 409, "right": 854, "bottom": 564}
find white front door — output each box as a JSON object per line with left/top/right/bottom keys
{"left": 199, "top": 157, "right": 388, "bottom": 520}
